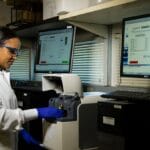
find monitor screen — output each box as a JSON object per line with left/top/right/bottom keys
{"left": 35, "top": 25, "right": 75, "bottom": 73}
{"left": 121, "top": 14, "right": 150, "bottom": 78}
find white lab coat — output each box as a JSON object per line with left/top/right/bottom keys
{"left": 0, "top": 70, "right": 38, "bottom": 150}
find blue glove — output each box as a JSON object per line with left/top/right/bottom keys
{"left": 19, "top": 128, "right": 47, "bottom": 150}
{"left": 37, "top": 106, "right": 64, "bottom": 119}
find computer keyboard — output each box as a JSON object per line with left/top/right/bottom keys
{"left": 11, "top": 80, "right": 42, "bottom": 91}
{"left": 101, "top": 90, "right": 150, "bottom": 102}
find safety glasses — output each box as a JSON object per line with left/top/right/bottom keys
{"left": 2, "top": 45, "right": 20, "bottom": 56}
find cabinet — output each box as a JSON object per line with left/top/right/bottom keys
{"left": 97, "top": 100, "right": 150, "bottom": 150}
{"left": 6, "top": 0, "right": 43, "bottom": 29}
{"left": 58, "top": 0, "right": 150, "bottom": 37}
{"left": 10, "top": 0, "right": 150, "bottom": 37}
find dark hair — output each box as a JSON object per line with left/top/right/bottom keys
{"left": 0, "top": 26, "right": 19, "bottom": 44}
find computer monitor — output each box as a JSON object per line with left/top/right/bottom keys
{"left": 121, "top": 14, "right": 150, "bottom": 78}
{"left": 35, "top": 25, "right": 75, "bottom": 73}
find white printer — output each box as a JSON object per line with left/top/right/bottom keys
{"left": 42, "top": 74, "right": 101, "bottom": 150}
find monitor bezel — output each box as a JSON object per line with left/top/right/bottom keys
{"left": 35, "top": 25, "right": 76, "bottom": 73}
{"left": 120, "top": 14, "right": 150, "bottom": 78}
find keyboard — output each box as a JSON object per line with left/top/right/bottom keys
{"left": 11, "top": 80, "right": 42, "bottom": 91}
{"left": 101, "top": 90, "right": 150, "bottom": 102}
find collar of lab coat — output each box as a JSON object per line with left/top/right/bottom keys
{"left": 0, "top": 70, "right": 10, "bottom": 85}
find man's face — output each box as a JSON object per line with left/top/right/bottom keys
{"left": 0, "top": 38, "right": 21, "bottom": 70}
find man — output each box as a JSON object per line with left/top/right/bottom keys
{"left": 0, "top": 27, "right": 64, "bottom": 150}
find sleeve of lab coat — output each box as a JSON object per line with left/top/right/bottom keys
{"left": 0, "top": 71, "right": 39, "bottom": 131}
{"left": 0, "top": 107, "right": 38, "bottom": 131}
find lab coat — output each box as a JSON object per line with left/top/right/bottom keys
{"left": 0, "top": 71, "right": 38, "bottom": 150}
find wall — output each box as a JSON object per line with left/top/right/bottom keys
{"left": 0, "top": 1, "right": 11, "bottom": 26}
{"left": 83, "top": 23, "right": 150, "bottom": 93}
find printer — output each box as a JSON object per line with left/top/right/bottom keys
{"left": 41, "top": 74, "right": 100, "bottom": 150}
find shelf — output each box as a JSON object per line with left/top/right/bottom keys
{"left": 7, "top": 21, "right": 35, "bottom": 29}
{"left": 59, "top": 0, "right": 150, "bottom": 25}
{"left": 13, "top": 17, "right": 68, "bottom": 38}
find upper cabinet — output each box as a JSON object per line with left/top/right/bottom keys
{"left": 8, "top": 0, "right": 150, "bottom": 38}
{"left": 5, "top": 0, "right": 43, "bottom": 29}
{"left": 58, "top": 0, "right": 150, "bottom": 37}
{"left": 59, "top": 0, "right": 150, "bottom": 25}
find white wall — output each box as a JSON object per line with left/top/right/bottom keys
{"left": 0, "top": 1, "right": 11, "bottom": 26}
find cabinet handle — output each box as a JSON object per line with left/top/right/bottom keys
{"left": 23, "top": 93, "right": 28, "bottom": 96}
